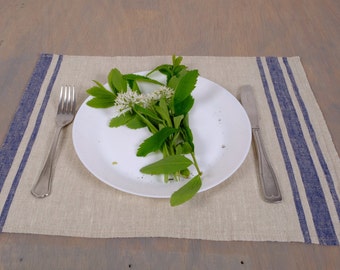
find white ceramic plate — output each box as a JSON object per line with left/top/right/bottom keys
{"left": 72, "top": 75, "right": 251, "bottom": 198}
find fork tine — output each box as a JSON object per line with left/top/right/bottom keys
{"left": 63, "top": 86, "right": 68, "bottom": 113}
{"left": 71, "top": 86, "right": 76, "bottom": 114}
{"left": 66, "top": 86, "right": 73, "bottom": 113}
{"left": 57, "top": 86, "right": 64, "bottom": 114}
{"left": 66, "top": 86, "right": 71, "bottom": 113}
{"left": 70, "top": 86, "right": 74, "bottom": 113}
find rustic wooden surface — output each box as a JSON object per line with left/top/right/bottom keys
{"left": 0, "top": 0, "right": 339, "bottom": 269}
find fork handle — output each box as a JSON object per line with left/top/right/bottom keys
{"left": 31, "top": 126, "right": 62, "bottom": 198}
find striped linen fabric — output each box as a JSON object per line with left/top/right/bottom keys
{"left": 0, "top": 55, "right": 339, "bottom": 245}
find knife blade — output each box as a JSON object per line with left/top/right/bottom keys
{"left": 240, "top": 85, "right": 282, "bottom": 203}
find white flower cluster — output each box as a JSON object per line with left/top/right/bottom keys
{"left": 148, "top": 86, "right": 174, "bottom": 102}
{"left": 114, "top": 86, "right": 174, "bottom": 114}
{"left": 114, "top": 91, "right": 146, "bottom": 113}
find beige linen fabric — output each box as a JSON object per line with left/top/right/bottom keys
{"left": 1, "top": 55, "right": 339, "bottom": 244}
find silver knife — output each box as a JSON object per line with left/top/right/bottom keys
{"left": 240, "top": 85, "right": 282, "bottom": 203}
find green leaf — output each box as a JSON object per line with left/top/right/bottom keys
{"left": 87, "top": 85, "right": 116, "bottom": 98}
{"left": 172, "top": 55, "right": 188, "bottom": 75}
{"left": 180, "top": 168, "right": 190, "bottom": 178}
{"left": 175, "top": 142, "right": 193, "bottom": 155}
{"left": 172, "top": 55, "right": 183, "bottom": 67}
{"left": 86, "top": 83, "right": 117, "bottom": 108}
{"left": 133, "top": 104, "right": 161, "bottom": 122}
{"left": 167, "top": 72, "right": 183, "bottom": 90}
{"left": 109, "top": 112, "right": 134, "bottom": 127}
{"left": 126, "top": 115, "right": 146, "bottom": 129}
{"left": 170, "top": 175, "right": 202, "bottom": 206}
{"left": 134, "top": 110, "right": 158, "bottom": 134}
{"left": 173, "top": 69, "right": 199, "bottom": 104}
{"left": 174, "top": 95, "right": 194, "bottom": 116}
{"left": 173, "top": 65, "right": 187, "bottom": 76}
{"left": 154, "top": 98, "right": 172, "bottom": 127}
{"left": 175, "top": 144, "right": 183, "bottom": 155}
{"left": 172, "top": 56, "right": 187, "bottom": 76}
{"left": 93, "top": 80, "right": 110, "bottom": 92}
{"left": 147, "top": 64, "right": 172, "bottom": 77}
{"left": 173, "top": 115, "right": 184, "bottom": 129}
{"left": 86, "top": 98, "right": 115, "bottom": 108}
{"left": 107, "top": 70, "right": 116, "bottom": 93}
{"left": 108, "top": 68, "right": 127, "bottom": 93}
{"left": 123, "top": 74, "right": 164, "bottom": 86}
{"left": 127, "top": 80, "right": 141, "bottom": 93}
{"left": 182, "top": 114, "right": 194, "bottom": 150}
{"left": 181, "top": 142, "right": 193, "bottom": 154}
{"left": 86, "top": 78, "right": 119, "bottom": 108}
{"left": 140, "top": 155, "right": 192, "bottom": 175}
{"left": 137, "top": 127, "right": 177, "bottom": 157}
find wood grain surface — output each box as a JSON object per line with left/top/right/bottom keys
{"left": 0, "top": 0, "right": 339, "bottom": 269}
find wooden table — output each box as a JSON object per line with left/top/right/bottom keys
{"left": 1, "top": 0, "right": 339, "bottom": 268}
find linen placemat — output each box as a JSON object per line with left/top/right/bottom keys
{"left": 0, "top": 55, "right": 339, "bottom": 245}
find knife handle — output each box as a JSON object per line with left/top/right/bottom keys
{"left": 252, "top": 128, "right": 282, "bottom": 203}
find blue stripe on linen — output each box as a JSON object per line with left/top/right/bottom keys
{"left": 0, "top": 54, "right": 63, "bottom": 232}
{"left": 266, "top": 57, "right": 338, "bottom": 245}
{"left": 282, "top": 58, "right": 340, "bottom": 219}
{"left": 256, "top": 57, "right": 312, "bottom": 244}
{"left": 0, "top": 54, "right": 53, "bottom": 192}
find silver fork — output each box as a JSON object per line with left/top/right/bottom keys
{"left": 31, "top": 86, "right": 76, "bottom": 198}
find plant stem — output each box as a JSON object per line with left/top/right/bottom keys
{"left": 190, "top": 152, "right": 202, "bottom": 175}
{"left": 134, "top": 110, "right": 158, "bottom": 133}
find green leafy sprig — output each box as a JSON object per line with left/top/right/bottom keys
{"left": 86, "top": 56, "right": 202, "bottom": 206}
